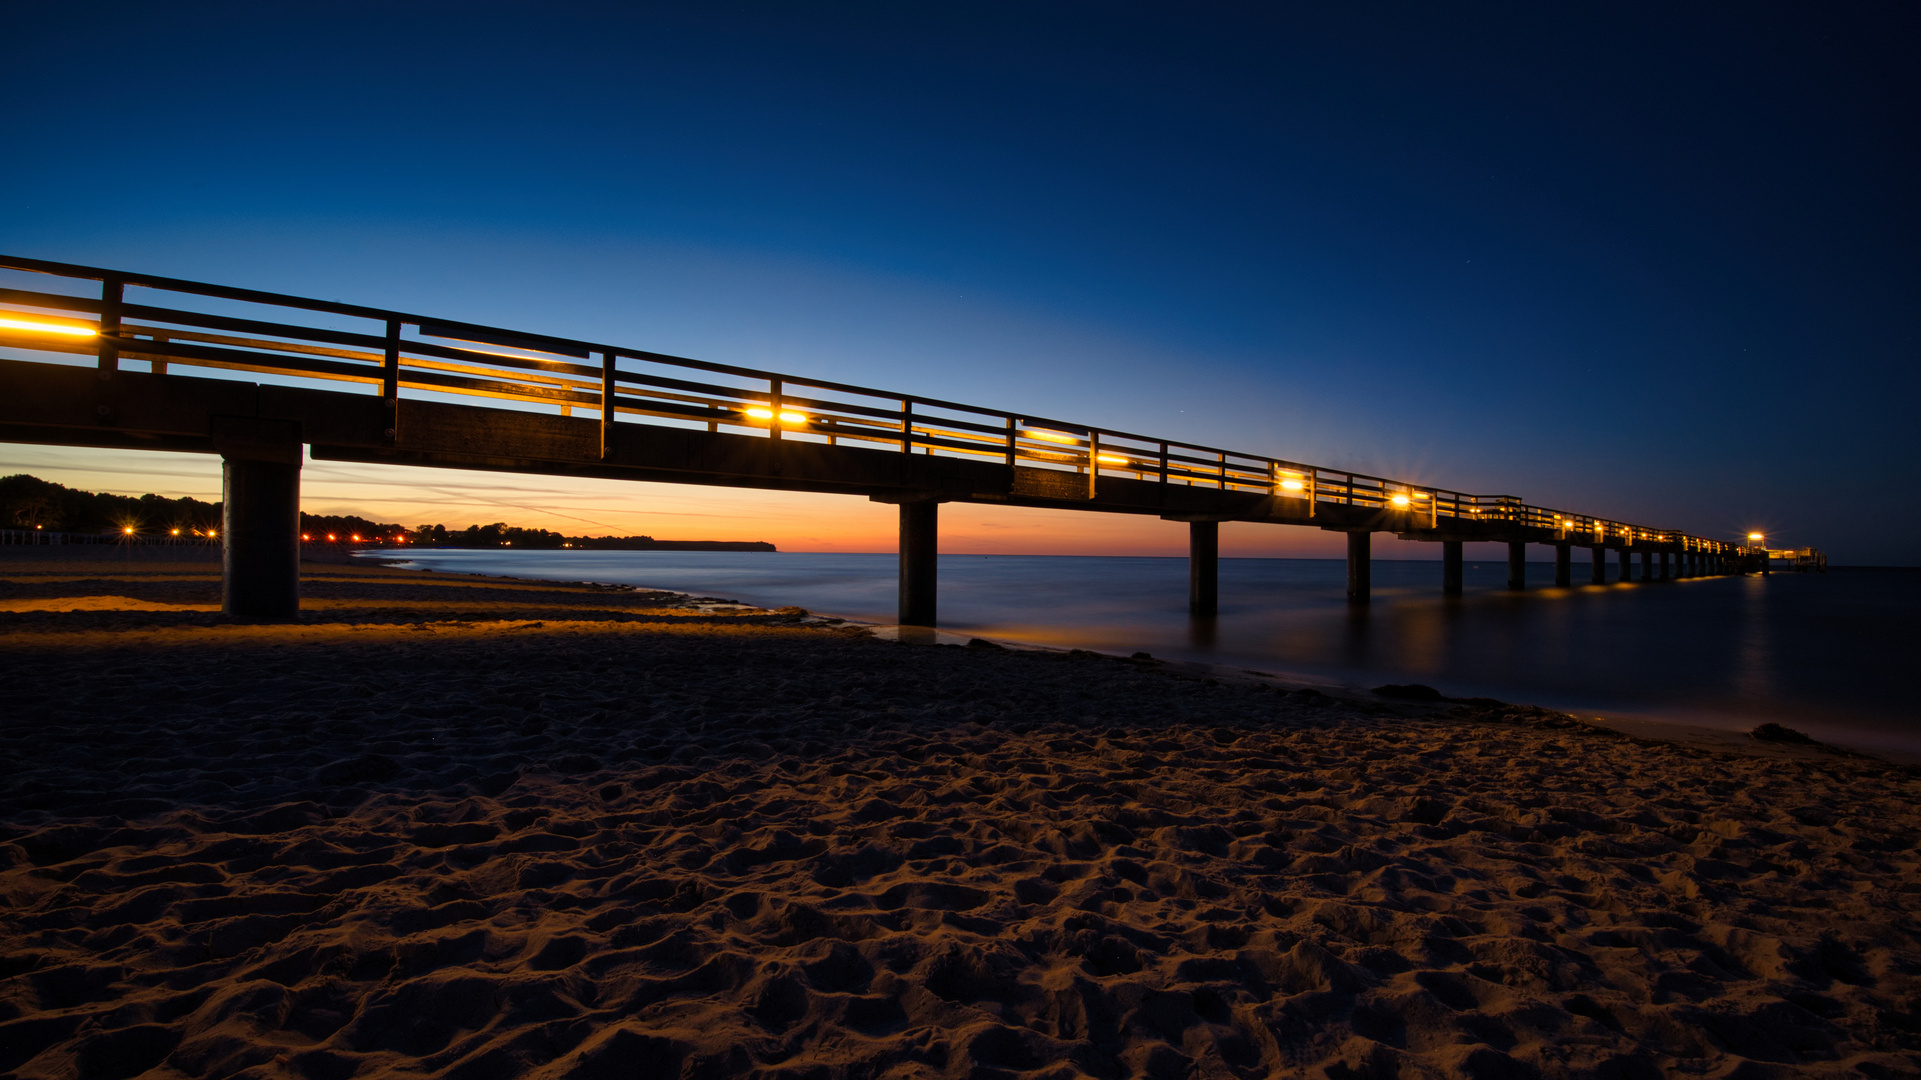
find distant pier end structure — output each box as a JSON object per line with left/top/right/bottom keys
{"left": 0, "top": 257, "right": 1783, "bottom": 622}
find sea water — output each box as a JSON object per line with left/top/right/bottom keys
{"left": 365, "top": 549, "right": 1918, "bottom": 755}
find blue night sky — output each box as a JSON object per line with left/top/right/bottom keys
{"left": 4, "top": 3, "right": 1916, "bottom": 563}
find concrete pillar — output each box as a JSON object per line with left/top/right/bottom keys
{"left": 1619, "top": 548, "right": 1632, "bottom": 581}
{"left": 1590, "top": 545, "right": 1606, "bottom": 585}
{"left": 1347, "top": 531, "right": 1371, "bottom": 604}
{"left": 1641, "top": 550, "right": 1653, "bottom": 579}
{"left": 1554, "top": 543, "right": 1571, "bottom": 587}
{"left": 1442, "top": 540, "right": 1463, "bottom": 597}
{"left": 1761, "top": 549, "right": 1770, "bottom": 576}
{"left": 1659, "top": 551, "right": 1670, "bottom": 580}
{"left": 899, "top": 500, "right": 938, "bottom": 626}
{"left": 221, "top": 456, "right": 302, "bottom": 620}
{"left": 1189, "top": 521, "right": 1218, "bottom": 615}
{"left": 1507, "top": 541, "right": 1526, "bottom": 590}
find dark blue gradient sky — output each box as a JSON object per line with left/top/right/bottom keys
{"left": 4, "top": 3, "right": 1916, "bottom": 562}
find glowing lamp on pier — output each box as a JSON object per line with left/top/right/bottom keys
{"left": 1390, "top": 495, "right": 1410, "bottom": 508}
{"left": 122, "top": 526, "right": 133, "bottom": 535}
{"left": 1279, "top": 479, "right": 1304, "bottom": 492}
{"left": 1095, "top": 454, "right": 1130, "bottom": 466}
{"left": 0, "top": 315, "right": 97, "bottom": 337}
{"left": 744, "top": 406, "right": 809, "bottom": 425}
{"left": 1023, "top": 429, "right": 1079, "bottom": 444}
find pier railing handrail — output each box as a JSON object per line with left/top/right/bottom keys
{"left": 0, "top": 255, "right": 1746, "bottom": 554}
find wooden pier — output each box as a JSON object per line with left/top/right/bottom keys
{"left": 0, "top": 257, "right": 1779, "bottom": 621}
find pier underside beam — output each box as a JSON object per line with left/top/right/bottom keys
{"left": 1189, "top": 521, "right": 1219, "bottom": 615}
{"left": 1554, "top": 543, "right": 1571, "bottom": 587}
{"left": 221, "top": 454, "right": 301, "bottom": 621}
{"left": 1507, "top": 542, "right": 1526, "bottom": 591}
{"left": 1347, "top": 531, "right": 1371, "bottom": 604}
{"left": 1442, "top": 540, "right": 1463, "bottom": 596}
{"left": 898, "top": 500, "right": 938, "bottom": 627}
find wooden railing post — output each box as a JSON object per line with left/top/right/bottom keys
{"left": 769, "top": 379, "right": 784, "bottom": 442}
{"left": 1159, "top": 442, "right": 1169, "bottom": 485}
{"left": 901, "top": 398, "right": 913, "bottom": 453}
{"left": 1004, "top": 416, "right": 1016, "bottom": 468}
{"left": 382, "top": 320, "right": 401, "bottom": 441}
{"left": 1087, "top": 430, "right": 1100, "bottom": 499}
{"left": 97, "top": 277, "right": 122, "bottom": 371}
{"left": 600, "top": 351, "right": 616, "bottom": 459}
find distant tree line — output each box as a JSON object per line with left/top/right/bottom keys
{"left": 301, "top": 513, "right": 407, "bottom": 542}
{"left": 1, "top": 474, "right": 220, "bottom": 535}
{"left": 409, "top": 522, "right": 569, "bottom": 548}
{"left": 2, "top": 475, "right": 773, "bottom": 549}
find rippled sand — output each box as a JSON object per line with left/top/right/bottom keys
{"left": 1, "top": 548, "right": 1916, "bottom": 1079}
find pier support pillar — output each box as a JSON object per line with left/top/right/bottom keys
{"left": 1347, "top": 531, "right": 1371, "bottom": 604}
{"left": 1442, "top": 540, "right": 1463, "bottom": 596}
{"left": 898, "top": 500, "right": 938, "bottom": 627}
{"left": 1619, "top": 548, "right": 1632, "bottom": 581}
{"left": 1189, "top": 521, "right": 1218, "bottom": 615}
{"left": 1591, "top": 545, "right": 1606, "bottom": 585}
{"left": 1554, "top": 543, "right": 1571, "bottom": 587}
{"left": 1507, "top": 541, "right": 1526, "bottom": 591}
{"left": 221, "top": 454, "right": 302, "bottom": 621}
{"left": 1641, "top": 550, "right": 1654, "bottom": 580}
{"left": 1659, "top": 552, "right": 1670, "bottom": 580}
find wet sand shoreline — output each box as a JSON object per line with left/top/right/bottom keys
{"left": 1, "top": 547, "right": 1917, "bottom": 1077}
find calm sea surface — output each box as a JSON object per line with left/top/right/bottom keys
{"left": 366, "top": 550, "right": 1917, "bottom": 755}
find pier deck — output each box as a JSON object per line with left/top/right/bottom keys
{"left": 0, "top": 256, "right": 1773, "bottom": 620}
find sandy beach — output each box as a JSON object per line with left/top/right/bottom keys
{"left": 1, "top": 547, "right": 1916, "bottom": 1079}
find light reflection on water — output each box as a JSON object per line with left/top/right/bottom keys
{"left": 368, "top": 549, "right": 1916, "bottom": 754}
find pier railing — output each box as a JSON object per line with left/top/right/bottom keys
{"left": 0, "top": 255, "right": 1738, "bottom": 554}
